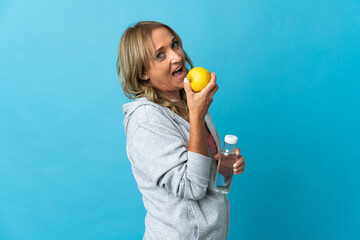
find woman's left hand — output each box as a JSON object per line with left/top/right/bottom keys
{"left": 214, "top": 147, "right": 246, "bottom": 175}
{"left": 233, "top": 148, "right": 246, "bottom": 175}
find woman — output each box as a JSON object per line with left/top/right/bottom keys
{"left": 117, "top": 21, "right": 246, "bottom": 240}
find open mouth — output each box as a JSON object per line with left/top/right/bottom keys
{"left": 172, "top": 66, "right": 185, "bottom": 78}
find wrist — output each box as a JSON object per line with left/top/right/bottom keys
{"left": 189, "top": 113, "right": 205, "bottom": 122}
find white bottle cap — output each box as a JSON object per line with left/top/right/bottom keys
{"left": 225, "top": 135, "right": 238, "bottom": 144}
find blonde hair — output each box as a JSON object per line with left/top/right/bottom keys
{"left": 116, "top": 21, "right": 193, "bottom": 122}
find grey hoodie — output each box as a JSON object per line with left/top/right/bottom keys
{"left": 123, "top": 97, "right": 230, "bottom": 240}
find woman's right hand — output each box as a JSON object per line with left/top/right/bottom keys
{"left": 183, "top": 72, "right": 219, "bottom": 120}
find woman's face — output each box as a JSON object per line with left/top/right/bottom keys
{"left": 143, "top": 27, "right": 187, "bottom": 100}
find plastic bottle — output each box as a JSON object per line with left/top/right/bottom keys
{"left": 214, "top": 135, "right": 238, "bottom": 194}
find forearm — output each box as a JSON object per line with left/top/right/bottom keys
{"left": 188, "top": 116, "right": 210, "bottom": 158}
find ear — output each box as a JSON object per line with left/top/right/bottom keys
{"left": 140, "top": 74, "right": 150, "bottom": 81}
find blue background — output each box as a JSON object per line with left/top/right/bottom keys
{"left": 1, "top": 0, "right": 359, "bottom": 239}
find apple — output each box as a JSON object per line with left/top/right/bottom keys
{"left": 186, "top": 67, "right": 211, "bottom": 92}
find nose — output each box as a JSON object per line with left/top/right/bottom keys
{"left": 169, "top": 49, "right": 182, "bottom": 63}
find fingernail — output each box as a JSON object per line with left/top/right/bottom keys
{"left": 233, "top": 163, "right": 239, "bottom": 168}
{"left": 184, "top": 78, "right": 188, "bottom": 83}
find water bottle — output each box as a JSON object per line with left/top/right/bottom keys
{"left": 214, "top": 135, "right": 238, "bottom": 194}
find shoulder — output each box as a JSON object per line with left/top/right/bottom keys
{"left": 127, "top": 104, "right": 175, "bottom": 136}
{"left": 133, "top": 104, "right": 171, "bottom": 123}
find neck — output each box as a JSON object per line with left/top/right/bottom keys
{"left": 165, "top": 90, "right": 181, "bottom": 101}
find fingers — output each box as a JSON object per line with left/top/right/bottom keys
{"left": 235, "top": 148, "right": 241, "bottom": 156}
{"left": 183, "top": 78, "right": 193, "bottom": 94}
{"left": 233, "top": 156, "right": 245, "bottom": 175}
{"left": 233, "top": 162, "right": 246, "bottom": 175}
{"left": 209, "top": 82, "right": 219, "bottom": 98}
{"left": 234, "top": 167, "right": 245, "bottom": 175}
{"left": 201, "top": 72, "right": 217, "bottom": 94}
{"left": 201, "top": 73, "right": 219, "bottom": 102}
{"left": 233, "top": 156, "right": 245, "bottom": 168}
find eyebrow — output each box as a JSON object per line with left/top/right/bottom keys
{"left": 155, "top": 37, "right": 177, "bottom": 54}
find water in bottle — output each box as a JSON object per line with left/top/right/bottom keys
{"left": 214, "top": 135, "right": 238, "bottom": 194}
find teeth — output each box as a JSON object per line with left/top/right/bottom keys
{"left": 175, "top": 66, "right": 182, "bottom": 72}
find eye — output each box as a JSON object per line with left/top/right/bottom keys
{"left": 172, "top": 41, "right": 179, "bottom": 48}
{"left": 156, "top": 52, "right": 164, "bottom": 59}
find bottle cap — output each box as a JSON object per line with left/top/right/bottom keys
{"left": 225, "top": 135, "right": 238, "bottom": 144}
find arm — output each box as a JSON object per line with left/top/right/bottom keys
{"left": 188, "top": 116, "right": 210, "bottom": 158}
{"left": 183, "top": 73, "right": 218, "bottom": 158}
{"left": 130, "top": 119, "right": 212, "bottom": 200}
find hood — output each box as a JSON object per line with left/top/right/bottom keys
{"left": 123, "top": 97, "right": 164, "bottom": 135}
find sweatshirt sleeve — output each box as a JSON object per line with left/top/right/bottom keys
{"left": 129, "top": 120, "right": 212, "bottom": 200}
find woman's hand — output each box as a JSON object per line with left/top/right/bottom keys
{"left": 183, "top": 72, "right": 219, "bottom": 121}
{"left": 232, "top": 148, "right": 246, "bottom": 175}
{"left": 214, "top": 148, "right": 246, "bottom": 175}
